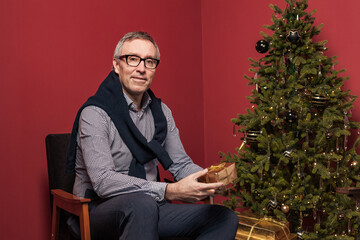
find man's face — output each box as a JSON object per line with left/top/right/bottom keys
{"left": 113, "top": 39, "right": 158, "bottom": 101}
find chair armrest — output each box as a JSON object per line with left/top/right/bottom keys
{"left": 51, "top": 189, "right": 91, "bottom": 203}
{"left": 51, "top": 189, "right": 91, "bottom": 217}
{"left": 336, "top": 187, "right": 360, "bottom": 200}
{"left": 50, "top": 189, "right": 91, "bottom": 239}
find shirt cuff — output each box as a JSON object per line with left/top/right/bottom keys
{"left": 149, "top": 181, "right": 168, "bottom": 202}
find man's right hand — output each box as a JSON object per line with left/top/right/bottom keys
{"left": 164, "top": 169, "right": 225, "bottom": 203}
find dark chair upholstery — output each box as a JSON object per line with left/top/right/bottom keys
{"left": 46, "top": 133, "right": 91, "bottom": 240}
{"left": 46, "top": 133, "right": 74, "bottom": 195}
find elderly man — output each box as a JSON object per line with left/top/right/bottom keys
{"left": 67, "top": 31, "right": 238, "bottom": 240}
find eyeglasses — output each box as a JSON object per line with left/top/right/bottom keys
{"left": 118, "top": 55, "right": 160, "bottom": 69}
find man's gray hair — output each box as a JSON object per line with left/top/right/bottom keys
{"left": 113, "top": 31, "right": 160, "bottom": 60}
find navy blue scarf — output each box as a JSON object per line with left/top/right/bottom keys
{"left": 66, "top": 71, "right": 173, "bottom": 179}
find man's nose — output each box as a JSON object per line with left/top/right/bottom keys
{"left": 136, "top": 60, "right": 146, "bottom": 72}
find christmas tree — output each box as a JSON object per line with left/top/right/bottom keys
{"left": 221, "top": 0, "right": 360, "bottom": 239}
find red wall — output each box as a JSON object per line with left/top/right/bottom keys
{"left": 0, "top": 1, "right": 203, "bottom": 239}
{"left": 202, "top": 0, "right": 360, "bottom": 166}
{"left": 1, "top": 0, "right": 360, "bottom": 239}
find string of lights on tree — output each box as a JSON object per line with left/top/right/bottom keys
{"left": 221, "top": 0, "right": 360, "bottom": 239}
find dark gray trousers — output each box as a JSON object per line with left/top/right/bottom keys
{"left": 88, "top": 192, "right": 239, "bottom": 240}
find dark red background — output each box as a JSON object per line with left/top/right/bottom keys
{"left": 1, "top": 0, "right": 359, "bottom": 239}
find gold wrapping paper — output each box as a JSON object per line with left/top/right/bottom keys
{"left": 236, "top": 212, "right": 297, "bottom": 240}
{"left": 198, "top": 162, "right": 237, "bottom": 185}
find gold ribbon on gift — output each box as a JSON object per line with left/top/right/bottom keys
{"left": 208, "top": 163, "right": 226, "bottom": 172}
{"left": 245, "top": 215, "right": 291, "bottom": 240}
{"left": 206, "top": 163, "right": 231, "bottom": 183}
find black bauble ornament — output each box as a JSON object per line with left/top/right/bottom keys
{"left": 246, "top": 130, "right": 262, "bottom": 144}
{"left": 283, "top": 149, "right": 293, "bottom": 159}
{"left": 255, "top": 40, "right": 269, "bottom": 53}
{"left": 286, "top": 29, "right": 301, "bottom": 43}
{"left": 297, "top": 228, "right": 304, "bottom": 239}
{"left": 312, "top": 94, "right": 327, "bottom": 107}
{"left": 266, "top": 199, "right": 281, "bottom": 212}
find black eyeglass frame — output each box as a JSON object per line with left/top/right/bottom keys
{"left": 117, "top": 55, "right": 160, "bottom": 69}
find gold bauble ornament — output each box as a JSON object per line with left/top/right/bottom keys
{"left": 281, "top": 204, "right": 290, "bottom": 213}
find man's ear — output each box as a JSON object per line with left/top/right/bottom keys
{"left": 113, "top": 58, "right": 120, "bottom": 74}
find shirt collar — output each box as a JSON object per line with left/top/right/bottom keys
{"left": 123, "top": 91, "right": 152, "bottom": 112}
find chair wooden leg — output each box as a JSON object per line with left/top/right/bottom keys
{"left": 79, "top": 203, "right": 91, "bottom": 240}
{"left": 51, "top": 204, "right": 60, "bottom": 240}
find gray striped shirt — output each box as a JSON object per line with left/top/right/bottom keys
{"left": 73, "top": 92, "right": 202, "bottom": 201}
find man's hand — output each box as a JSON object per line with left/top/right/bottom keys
{"left": 165, "top": 169, "right": 225, "bottom": 203}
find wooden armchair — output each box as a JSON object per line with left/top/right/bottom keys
{"left": 46, "top": 133, "right": 198, "bottom": 240}
{"left": 46, "top": 133, "right": 91, "bottom": 240}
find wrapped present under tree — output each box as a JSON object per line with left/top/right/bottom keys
{"left": 236, "top": 212, "right": 297, "bottom": 240}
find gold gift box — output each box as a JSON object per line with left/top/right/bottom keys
{"left": 236, "top": 212, "right": 297, "bottom": 240}
{"left": 198, "top": 162, "right": 237, "bottom": 185}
